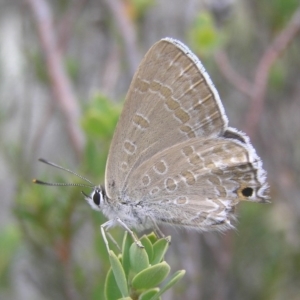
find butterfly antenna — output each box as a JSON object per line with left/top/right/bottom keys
{"left": 33, "top": 158, "right": 94, "bottom": 187}
{"left": 32, "top": 179, "right": 93, "bottom": 188}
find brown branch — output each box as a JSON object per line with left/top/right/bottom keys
{"left": 57, "top": 0, "right": 88, "bottom": 53}
{"left": 31, "top": 100, "right": 55, "bottom": 159}
{"left": 25, "top": 0, "right": 84, "bottom": 161}
{"left": 103, "top": 0, "right": 139, "bottom": 76}
{"left": 102, "top": 41, "right": 121, "bottom": 95}
{"left": 214, "top": 7, "right": 300, "bottom": 139}
{"left": 214, "top": 50, "right": 253, "bottom": 98}
{"left": 245, "top": 7, "right": 300, "bottom": 138}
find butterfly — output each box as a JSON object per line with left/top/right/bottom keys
{"left": 35, "top": 38, "right": 269, "bottom": 246}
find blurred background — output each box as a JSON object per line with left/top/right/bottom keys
{"left": 1, "top": 0, "right": 300, "bottom": 299}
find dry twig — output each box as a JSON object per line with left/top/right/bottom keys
{"left": 215, "top": 7, "right": 300, "bottom": 138}
{"left": 103, "top": 0, "right": 140, "bottom": 76}
{"left": 26, "top": 0, "right": 84, "bottom": 160}
{"left": 245, "top": 7, "right": 300, "bottom": 138}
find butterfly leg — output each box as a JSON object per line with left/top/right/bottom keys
{"left": 116, "top": 218, "right": 144, "bottom": 248}
{"left": 101, "top": 220, "right": 120, "bottom": 252}
{"left": 148, "top": 215, "right": 171, "bottom": 243}
{"left": 148, "top": 215, "right": 165, "bottom": 238}
{"left": 107, "top": 231, "right": 121, "bottom": 251}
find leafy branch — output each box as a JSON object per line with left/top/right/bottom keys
{"left": 105, "top": 232, "right": 185, "bottom": 300}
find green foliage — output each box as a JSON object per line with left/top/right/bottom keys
{"left": 108, "top": 250, "right": 129, "bottom": 297}
{"left": 82, "top": 93, "right": 121, "bottom": 141}
{"left": 188, "top": 12, "right": 223, "bottom": 57}
{"left": 259, "top": 0, "right": 299, "bottom": 30}
{"left": 4, "top": 91, "right": 123, "bottom": 299}
{"left": 268, "top": 61, "right": 287, "bottom": 91}
{"left": 232, "top": 203, "right": 296, "bottom": 299}
{"left": 0, "top": 225, "right": 20, "bottom": 287}
{"left": 127, "top": 0, "right": 155, "bottom": 21}
{"left": 105, "top": 233, "right": 185, "bottom": 300}
{"left": 14, "top": 182, "right": 79, "bottom": 246}
{"left": 30, "top": 52, "right": 80, "bottom": 84}
{"left": 81, "top": 93, "right": 121, "bottom": 178}
{"left": 130, "top": 243, "right": 150, "bottom": 274}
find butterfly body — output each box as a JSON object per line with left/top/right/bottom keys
{"left": 84, "top": 38, "right": 269, "bottom": 233}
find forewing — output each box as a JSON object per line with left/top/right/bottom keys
{"left": 105, "top": 38, "right": 228, "bottom": 199}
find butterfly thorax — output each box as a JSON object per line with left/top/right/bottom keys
{"left": 85, "top": 186, "right": 153, "bottom": 230}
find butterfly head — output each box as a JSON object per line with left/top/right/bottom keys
{"left": 84, "top": 186, "right": 106, "bottom": 212}
{"left": 33, "top": 159, "right": 109, "bottom": 212}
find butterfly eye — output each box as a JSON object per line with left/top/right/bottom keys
{"left": 93, "top": 190, "right": 101, "bottom": 206}
{"left": 241, "top": 187, "right": 253, "bottom": 197}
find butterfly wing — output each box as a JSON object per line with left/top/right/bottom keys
{"left": 105, "top": 38, "right": 228, "bottom": 200}
{"left": 121, "top": 134, "right": 269, "bottom": 230}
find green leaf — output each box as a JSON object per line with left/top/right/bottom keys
{"left": 122, "top": 232, "right": 133, "bottom": 277}
{"left": 129, "top": 0, "right": 155, "bottom": 20}
{"left": 109, "top": 250, "right": 129, "bottom": 297}
{"left": 131, "top": 261, "right": 170, "bottom": 290}
{"left": 129, "top": 242, "right": 149, "bottom": 274}
{"left": 81, "top": 93, "right": 121, "bottom": 140}
{"left": 140, "top": 235, "right": 153, "bottom": 262}
{"left": 151, "top": 237, "right": 170, "bottom": 265}
{"left": 138, "top": 288, "right": 160, "bottom": 300}
{"left": 188, "top": 12, "right": 222, "bottom": 56}
{"left": 150, "top": 270, "right": 186, "bottom": 300}
{"left": 0, "top": 225, "right": 20, "bottom": 279}
{"left": 147, "top": 232, "right": 158, "bottom": 244}
{"left": 105, "top": 268, "right": 123, "bottom": 300}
